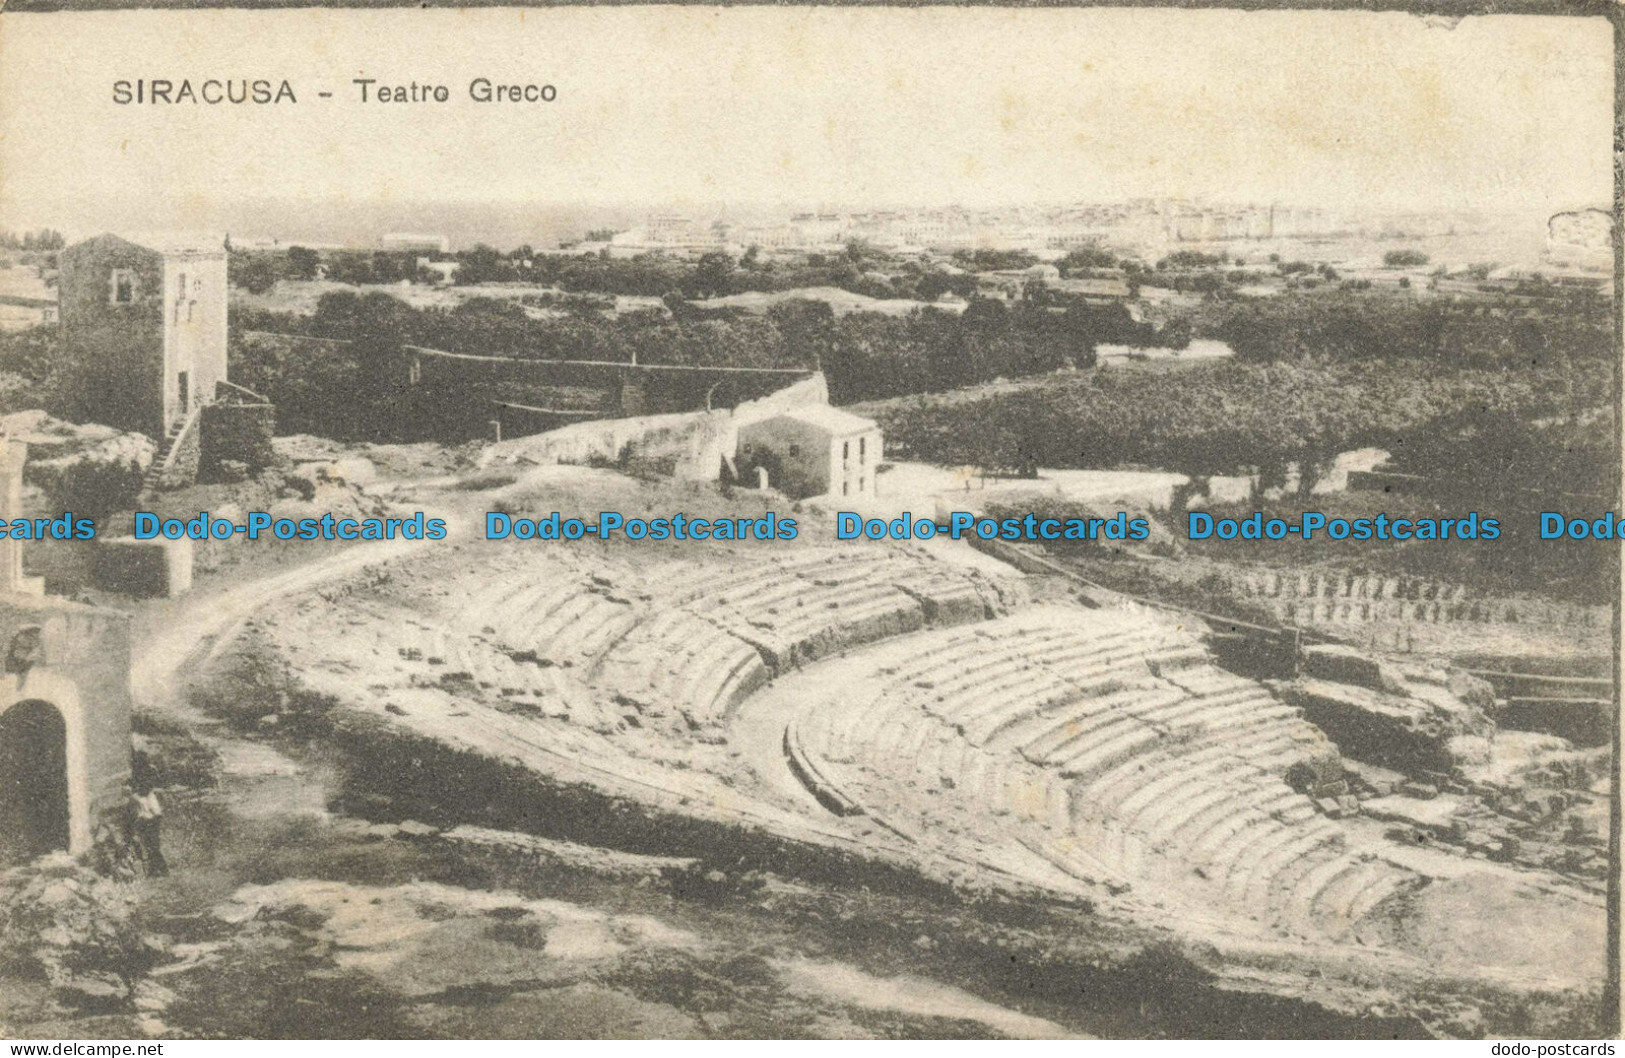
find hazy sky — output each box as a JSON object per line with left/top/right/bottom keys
{"left": 0, "top": 7, "right": 1612, "bottom": 232}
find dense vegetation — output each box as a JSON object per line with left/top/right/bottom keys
{"left": 231, "top": 290, "right": 1140, "bottom": 408}
{"left": 1209, "top": 291, "right": 1613, "bottom": 368}
{"left": 232, "top": 243, "right": 981, "bottom": 303}
{"left": 0, "top": 229, "right": 64, "bottom": 252}
{"left": 864, "top": 357, "right": 1615, "bottom": 504}
{"left": 13, "top": 240, "right": 1615, "bottom": 489}
{"left": 1188, "top": 490, "right": 1618, "bottom": 606}
{"left": 0, "top": 325, "right": 69, "bottom": 416}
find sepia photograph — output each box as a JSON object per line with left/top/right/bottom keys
{"left": 0, "top": 4, "right": 1617, "bottom": 1041}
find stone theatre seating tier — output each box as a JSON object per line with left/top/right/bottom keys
{"left": 311, "top": 547, "right": 1436, "bottom": 944}
{"left": 423, "top": 546, "right": 1018, "bottom": 732}
{"left": 789, "top": 604, "right": 1424, "bottom": 939}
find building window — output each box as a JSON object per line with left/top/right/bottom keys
{"left": 842, "top": 440, "right": 849, "bottom": 464}
{"left": 859, "top": 437, "right": 867, "bottom": 464}
{"left": 110, "top": 270, "right": 135, "bottom": 304}
{"left": 858, "top": 475, "right": 866, "bottom": 492}
{"left": 842, "top": 481, "right": 849, "bottom": 496}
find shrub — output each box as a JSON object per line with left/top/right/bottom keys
{"left": 46, "top": 459, "right": 143, "bottom": 522}
{"left": 1383, "top": 249, "right": 1430, "bottom": 268}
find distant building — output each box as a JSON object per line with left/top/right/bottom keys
{"left": 737, "top": 406, "right": 882, "bottom": 500}
{"left": 58, "top": 233, "right": 229, "bottom": 441}
{"left": 382, "top": 233, "right": 450, "bottom": 253}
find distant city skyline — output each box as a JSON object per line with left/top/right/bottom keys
{"left": 0, "top": 197, "right": 1588, "bottom": 259}
{"left": 0, "top": 8, "right": 1611, "bottom": 235}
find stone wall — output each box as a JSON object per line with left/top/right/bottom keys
{"left": 1276, "top": 680, "right": 1462, "bottom": 776}
{"left": 406, "top": 346, "right": 815, "bottom": 443}
{"left": 91, "top": 538, "right": 193, "bottom": 599}
{"left": 1495, "top": 698, "right": 1613, "bottom": 748}
{"left": 199, "top": 402, "right": 276, "bottom": 481}
{"left": 152, "top": 413, "right": 202, "bottom": 490}
{"left": 1275, "top": 648, "right": 1496, "bottom": 777}
{"left": 479, "top": 373, "right": 833, "bottom": 484}
{"left": 1228, "top": 568, "right": 1607, "bottom": 633}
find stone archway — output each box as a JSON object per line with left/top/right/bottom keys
{"left": 0, "top": 700, "right": 69, "bottom": 865}
{"left": 0, "top": 670, "right": 91, "bottom": 859}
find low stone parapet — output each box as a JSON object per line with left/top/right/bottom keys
{"left": 92, "top": 537, "right": 193, "bottom": 598}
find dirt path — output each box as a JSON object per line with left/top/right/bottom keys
{"left": 132, "top": 535, "right": 427, "bottom": 714}
{"left": 126, "top": 479, "right": 490, "bottom": 823}
{"left": 132, "top": 480, "right": 487, "bottom": 716}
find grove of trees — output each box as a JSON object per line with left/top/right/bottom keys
{"left": 1382, "top": 249, "right": 1431, "bottom": 267}
{"left": 230, "top": 242, "right": 996, "bottom": 306}
{"left": 867, "top": 356, "right": 1614, "bottom": 511}
{"left": 232, "top": 289, "right": 1145, "bottom": 408}
{"left": 1210, "top": 291, "right": 1612, "bottom": 368}
{"left": 0, "top": 230, "right": 64, "bottom": 252}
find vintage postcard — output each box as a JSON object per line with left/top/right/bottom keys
{"left": 0, "top": 4, "right": 1617, "bottom": 1041}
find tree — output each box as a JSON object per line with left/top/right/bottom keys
{"left": 456, "top": 244, "right": 514, "bottom": 285}
{"left": 371, "top": 252, "right": 409, "bottom": 284}
{"left": 229, "top": 253, "right": 279, "bottom": 294}
{"left": 1158, "top": 250, "right": 1223, "bottom": 270}
{"left": 1383, "top": 249, "right": 1430, "bottom": 268}
{"left": 0, "top": 322, "right": 63, "bottom": 392}
{"left": 1159, "top": 318, "right": 1194, "bottom": 350}
{"left": 324, "top": 252, "right": 375, "bottom": 286}
{"left": 686, "top": 252, "right": 736, "bottom": 300}
{"left": 916, "top": 272, "right": 975, "bottom": 302}
{"left": 48, "top": 459, "right": 143, "bottom": 522}
{"left": 285, "top": 246, "right": 320, "bottom": 280}
{"left": 952, "top": 249, "right": 1039, "bottom": 271}
{"left": 766, "top": 299, "right": 835, "bottom": 368}
{"left": 20, "top": 229, "right": 64, "bottom": 252}
{"left": 1058, "top": 246, "right": 1118, "bottom": 274}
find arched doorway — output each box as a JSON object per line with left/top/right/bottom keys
{"left": 0, "top": 700, "right": 70, "bottom": 865}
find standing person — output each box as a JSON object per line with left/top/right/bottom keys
{"left": 131, "top": 785, "right": 167, "bottom": 878}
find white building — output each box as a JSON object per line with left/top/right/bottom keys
{"left": 737, "top": 406, "right": 882, "bottom": 500}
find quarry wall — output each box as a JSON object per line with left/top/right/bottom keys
{"left": 480, "top": 373, "right": 831, "bottom": 481}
